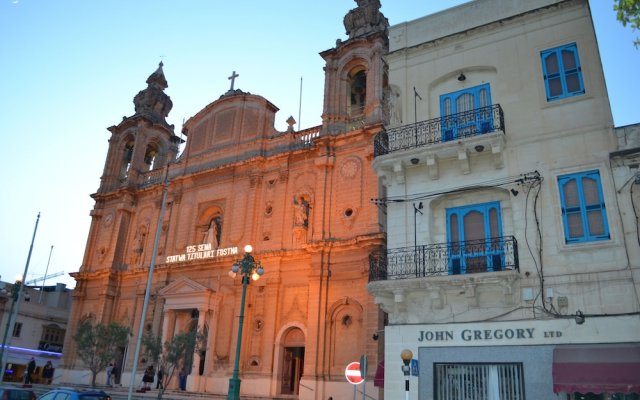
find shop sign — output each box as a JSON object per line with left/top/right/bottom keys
{"left": 416, "top": 327, "right": 561, "bottom": 344}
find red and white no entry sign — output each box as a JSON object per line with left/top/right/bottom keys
{"left": 345, "top": 361, "right": 364, "bottom": 385}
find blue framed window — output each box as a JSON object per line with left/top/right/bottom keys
{"left": 541, "top": 43, "right": 585, "bottom": 101}
{"left": 558, "top": 170, "right": 610, "bottom": 243}
{"left": 440, "top": 83, "right": 493, "bottom": 142}
{"left": 446, "top": 201, "right": 503, "bottom": 274}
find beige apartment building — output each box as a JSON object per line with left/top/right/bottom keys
{"left": 370, "top": 0, "right": 640, "bottom": 399}
{"left": 0, "top": 281, "right": 71, "bottom": 383}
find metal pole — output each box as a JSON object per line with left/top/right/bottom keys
{"left": 298, "top": 76, "right": 303, "bottom": 131}
{"left": 363, "top": 379, "right": 366, "bottom": 400}
{"left": 0, "top": 212, "right": 40, "bottom": 374}
{"left": 413, "top": 204, "right": 423, "bottom": 277}
{"left": 401, "top": 349, "right": 413, "bottom": 400}
{"left": 414, "top": 87, "right": 418, "bottom": 145}
{"left": 227, "top": 275, "right": 249, "bottom": 399}
{"left": 414, "top": 206, "right": 417, "bottom": 277}
{"left": 405, "top": 376, "right": 410, "bottom": 400}
{"left": 0, "top": 293, "right": 17, "bottom": 380}
{"left": 413, "top": 87, "right": 422, "bottom": 146}
{"left": 127, "top": 168, "right": 170, "bottom": 400}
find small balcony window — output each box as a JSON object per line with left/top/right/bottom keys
{"left": 440, "top": 83, "right": 493, "bottom": 142}
{"left": 446, "top": 201, "right": 504, "bottom": 274}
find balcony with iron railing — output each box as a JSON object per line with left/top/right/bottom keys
{"left": 368, "top": 235, "right": 518, "bottom": 282}
{"left": 374, "top": 104, "right": 505, "bottom": 157}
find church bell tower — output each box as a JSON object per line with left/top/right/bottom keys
{"left": 99, "top": 62, "right": 182, "bottom": 192}
{"left": 320, "top": 0, "right": 389, "bottom": 135}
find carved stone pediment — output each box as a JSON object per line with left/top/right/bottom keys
{"left": 159, "top": 277, "right": 218, "bottom": 311}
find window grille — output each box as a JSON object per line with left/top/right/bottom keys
{"left": 435, "top": 363, "right": 525, "bottom": 400}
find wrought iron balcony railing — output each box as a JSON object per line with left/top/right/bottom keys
{"left": 374, "top": 104, "right": 505, "bottom": 157}
{"left": 369, "top": 236, "right": 518, "bottom": 282}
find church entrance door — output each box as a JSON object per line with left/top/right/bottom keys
{"left": 280, "top": 346, "right": 304, "bottom": 395}
{"left": 279, "top": 327, "right": 305, "bottom": 395}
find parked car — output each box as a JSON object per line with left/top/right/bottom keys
{"left": 0, "top": 387, "right": 37, "bottom": 400}
{"left": 36, "top": 388, "right": 110, "bottom": 400}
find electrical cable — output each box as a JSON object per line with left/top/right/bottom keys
{"left": 370, "top": 171, "right": 540, "bottom": 205}
{"left": 532, "top": 171, "right": 640, "bottom": 321}
{"left": 632, "top": 180, "right": 640, "bottom": 247}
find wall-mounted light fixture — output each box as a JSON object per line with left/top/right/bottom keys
{"left": 575, "top": 310, "right": 585, "bottom": 325}
{"left": 474, "top": 145, "right": 484, "bottom": 152}
{"left": 457, "top": 72, "right": 466, "bottom": 82}
{"left": 510, "top": 188, "right": 519, "bottom": 196}
{"left": 410, "top": 158, "right": 419, "bottom": 165}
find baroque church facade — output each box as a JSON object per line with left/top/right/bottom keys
{"left": 60, "top": 2, "right": 389, "bottom": 399}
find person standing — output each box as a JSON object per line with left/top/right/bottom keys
{"left": 156, "top": 367, "right": 164, "bottom": 389}
{"left": 106, "top": 363, "right": 113, "bottom": 386}
{"left": 25, "top": 357, "right": 36, "bottom": 384}
{"left": 42, "top": 361, "right": 54, "bottom": 384}
{"left": 178, "top": 369, "right": 187, "bottom": 391}
{"left": 111, "top": 364, "right": 120, "bottom": 386}
{"left": 142, "top": 365, "right": 154, "bottom": 390}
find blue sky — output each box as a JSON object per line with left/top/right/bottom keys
{"left": 0, "top": 0, "right": 637, "bottom": 289}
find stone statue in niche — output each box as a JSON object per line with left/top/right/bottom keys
{"left": 130, "top": 228, "right": 145, "bottom": 265}
{"left": 293, "top": 197, "right": 310, "bottom": 228}
{"left": 343, "top": 0, "right": 389, "bottom": 39}
{"left": 203, "top": 217, "right": 221, "bottom": 248}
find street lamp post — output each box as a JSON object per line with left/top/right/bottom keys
{"left": 0, "top": 212, "right": 40, "bottom": 374}
{"left": 401, "top": 349, "right": 413, "bottom": 400}
{"left": 227, "top": 245, "right": 264, "bottom": 400}
{"left": 0, "top": 281, "right": 22, "bottom": 374}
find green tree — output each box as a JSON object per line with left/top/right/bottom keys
{"left": 614, "top": 0, "right": 640, "bottom": 47}
{"left": 73, "top": 319, "right": 130, "bottom": 387}
{"left": 142, "top": 330, "right": 206, "bottom": 400}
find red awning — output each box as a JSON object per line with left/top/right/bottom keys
{"left": 553, "top": 344, "right": 640, "bottom": 394}
{"left": 374, "top": 359, "right": 384, "bottom": 388}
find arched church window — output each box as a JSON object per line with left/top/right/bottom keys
{"left": 120, "top": 140, "right": 134, "bottom": 180}
{"left": 349, "top": 69, "right": 367, "bottom": 116}
{"left": 144, "top": 144, "right": 159, "bottom": 171}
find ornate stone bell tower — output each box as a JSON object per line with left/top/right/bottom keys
{"left": 99, "top": 62, "right": 182, "bottom": 193}
{"left": 320, "top": 0, "right": 389, "bottom": 135}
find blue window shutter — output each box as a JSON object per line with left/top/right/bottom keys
{"left": 541, "top": 43, "right": 585, "bottom": 101}
{"left": 558, "top": 170, "right": 609, "bottom": 243}
{"left": 446, "top": 201, "right": 503, "bottom": 274}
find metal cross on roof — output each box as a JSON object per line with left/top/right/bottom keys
{"left": 228, "top": 71, "right": 239, "bottom": 91}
